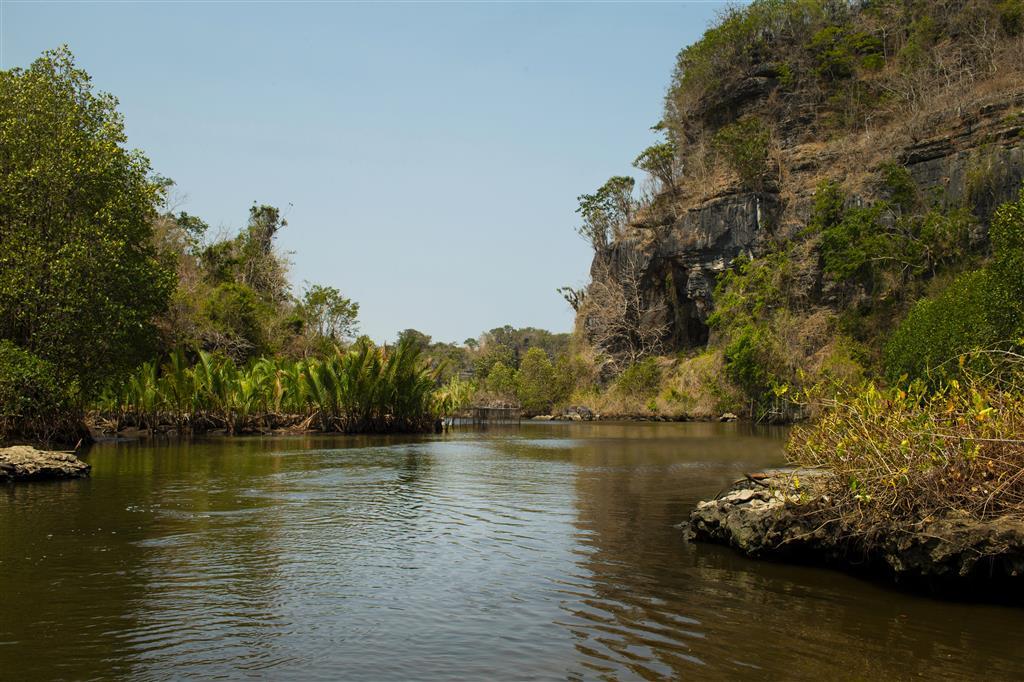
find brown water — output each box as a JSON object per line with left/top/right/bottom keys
{"left": 2, "top": 422, "right": 1023, "bottom": 681}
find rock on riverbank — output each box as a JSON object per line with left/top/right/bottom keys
{"left": 690, "top": 469, "right": 1024, "bottom": 594}
{"left": 0, "top": 446, "right": 90, "bottom": 483}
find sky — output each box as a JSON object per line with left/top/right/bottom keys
{"left": 2, "top": 0, "right": 725, "bottom": 344}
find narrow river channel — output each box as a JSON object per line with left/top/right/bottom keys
{"left": 2, "top": 422, "right": 1023, "bottom": 680}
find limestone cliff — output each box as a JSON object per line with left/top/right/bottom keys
{"left": 575, "top": 2, "right": 1024, "bottom": 366}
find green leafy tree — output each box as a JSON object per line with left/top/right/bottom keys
{"left": 473, "top": 343, "right": 516, "bottom": 378}
{"left": 173, "top": 211, "right": 210, "bottom": 251}
{"left": 200, "top": 203, "right": 290, "bottom": 303}
{"left": 576, "top": 176, "right": 635, "bottom": 254}
{"left": 0, "top": 47, "right": 174, "bottom": 404}
{"left": 202, "top": 283, "right": 270, "bottom": 359}
{"left": 515, "top": 347, "right": 557, "bottom": 414}
{"left": 239, "top": 204, "right": 289, "bottom": 301}
{"left": 478, "top": 326, "right": 570, "bottom": 365}
{"left": 397, "top": 328, "right": 432, "bottom": 352}
{"left": 485, "top": 362, "right": 518, "bottom": 401}
{"left": 300, "top": 285, "right": 359, "bottom": 351}
{"left": 633, "top": 141, "right": 679, "bottom": 192}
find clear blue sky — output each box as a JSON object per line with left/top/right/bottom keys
{"left": 2, "top": 0, "right": 724, "bottom": 344}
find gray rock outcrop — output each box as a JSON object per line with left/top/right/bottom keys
{"left": 690, "top": 470, "right": 1024, "bottom": 593}
{"left": 0, "top": 446, "right": 90, "bottom": 482}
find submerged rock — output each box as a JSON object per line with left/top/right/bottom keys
{"left": 690, "top": 469, "right": 1024, "bottom": 595}
{"left": 0, "top": 446, "right": 90, "bottom": 483}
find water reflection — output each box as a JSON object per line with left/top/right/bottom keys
{"left": 2, "top": 424, "right": 1024, "bottom": 680}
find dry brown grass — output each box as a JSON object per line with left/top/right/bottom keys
{"left": 657, "top": 349, "right": 739, "bottom": 418}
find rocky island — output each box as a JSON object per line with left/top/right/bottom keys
{"left": 0, "top": 446, "right": 90, "bottom": 483}
{"left": 691, "top": 468, "right": 1024, "bottom": 596}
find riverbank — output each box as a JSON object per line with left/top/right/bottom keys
{"left": 531, "top": 406, "right": 742, "bottom": 423}
{"left": 0, "top": 446, "right": 90, "bottom": 483}
{"left": 689, "top": 469, "right": 1024, "bottom": 599}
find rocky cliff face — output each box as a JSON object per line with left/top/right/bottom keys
{"left": 585, "top": 90, "right": 1024, "bottom": 354}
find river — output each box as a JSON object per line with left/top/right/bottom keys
{"left": 2, "top": 422, "right": 1023, "bottom": 680}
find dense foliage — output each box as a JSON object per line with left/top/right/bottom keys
{"left": 815, "top": 173, "right": 974, "bottom": 300}
{"left": 0, "top": 341, "right": 81, "bottom": 444}
{"left": 154, "top": 200, "right": 351, "bottom": 362}
{"left": 0, "top": 48, "right": 174, "bottom": 410}
{"left": 665, "top": 0, "right": 1024, "bottom": 141}
{"left": 97, "top": 338, "right": 444, "bottom": 435}
{"left": 712, "top": 118, "right": 774, "bottom": 191}
{"left": 885, "top": 188, "right": 1024, "bottom": 379}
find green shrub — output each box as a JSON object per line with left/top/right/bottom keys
{"left": 807, "top": 181, "right": 846, "bottom": 233}
{"left": 614, "top": 358, "right": 662, "bottom": 399}
{"left": 884, "top": 270, "right": 999, "bottom": 380}
{"left": 880, "top": 162, "right": 918, "bottom": 212}
{"left": 988, "top": 185, "right": 1024, "bottom": 333}
{"left": 999, "top": 0, "right": 1024, "bottom": 36}
{"left": 632, "top": 141, "right": 677, "bottom": 190}
{"left": 897, "top": 15, "right": 939, "bottom": 69}
{"left": 551, "top": 355, "right": 584, "bottom": 406}
{"left": 713, "top": 118, "right": 773, "bottom": 190}
{"left": 885, "top": 188, "right": 1024, "bottom": 380}
{"left": 808, "top": 26, "right": 883, "bottom": 80}
{"left": 817, "top": 171, "right": 971, "bottom": 295}
{"left": 708, "top": 250, "right": 794, "bottom": 328}
{"left": 0, "top": 341, "right": 78, "bottom": 444}
{"left": 820, "top": 203, "right": 887, "bottom": 283}
{"left": 723, "top": 325, "right": 778, "bottom": 400}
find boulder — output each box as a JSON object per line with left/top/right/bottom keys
{"left": 562, "top": 406, "right": 595, "bottom": 421}
{"left": 0, "top": 446, "right": 90, "bottom": 483}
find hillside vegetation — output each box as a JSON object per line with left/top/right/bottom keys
{"left": 548, "top": 0, "right": 1024, "bottom": 421}
{"left": 0, "top": 48, "right": 573, "bottom": 442}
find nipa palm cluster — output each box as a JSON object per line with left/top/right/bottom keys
{"left": 94, "top": 339, "right": 465, "bottom": 434}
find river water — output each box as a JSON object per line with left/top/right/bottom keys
{"left": 2, "top": 422, "right": 1023, "bottom": 680}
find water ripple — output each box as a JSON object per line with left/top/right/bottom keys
{"left": 3, "top": 426, "right": 1024, "bottom": 680}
